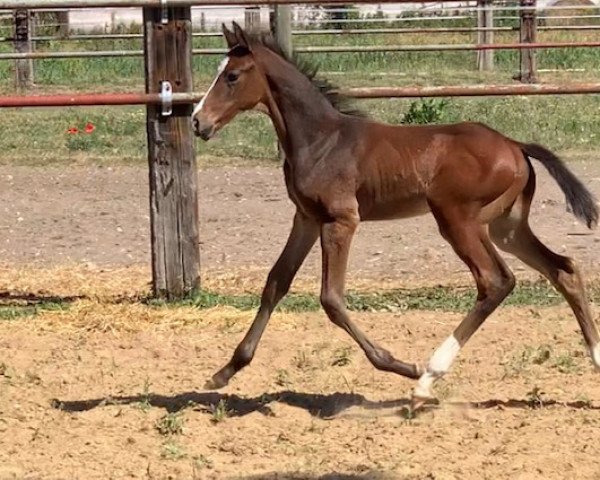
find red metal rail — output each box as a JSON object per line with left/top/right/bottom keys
{"left": 345, "top": 83, "right": 600, "bottom": 98}
{"left": 3, "top": 83, "right": 600, "bottom": 108}
{"left": 0, "top": 92, "right": 164, "bottom": 107}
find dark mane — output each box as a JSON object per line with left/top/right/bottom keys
{"left": 241, "top": 32, "right": 366, "bottom": 117}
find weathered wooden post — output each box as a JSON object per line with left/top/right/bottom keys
{"left": 476, "top": 0, "right": 494, "bottom": 71}
{"left": 56, "top": 10, "right": 70, "bottom": 39}
{"left": 14, "top": 9, "right": 34, "bottom": 90}
{"left": 245, "top": 6, "right": 261, "bottom": 33}
{"left": 271, "top": 5, "right": 292, "bottom": 57}
{"left": 270, "top": 5, "right": 292, "bottom": 161}
{"left": 143, "top": 5, "right": 200, "bottom": 299}
{"left": 519, "top": 0, "right": 538, "bottom": 83}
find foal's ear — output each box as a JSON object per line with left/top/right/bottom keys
{"left": 232, "top": 21, "right": 251, "bottom": 50}
{"left": 222, "top": 23, "right": 237, "bottom": 48}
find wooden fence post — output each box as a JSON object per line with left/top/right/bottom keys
{"left": 143, "top": 5, "right": 200, "bottom": 299}
{"left": 476, "top": 0, "right": 494, "bottom": 71}
{"left": 272, "top": 5, "right": 292, "bottom": 57}
{"left": 519, "top": 0, "right": 538, "bottom": 83}
{"left": 245, "top": 6, "right": 261, "bottom": 33}
{"left": 270, "top": 5, "right": 292, "bottom": 161}
{"left": 14, "top": 9, "right": 34, "bottom": 90}
{"left": 56, "top": 10, "right": 69, "bottom": 39}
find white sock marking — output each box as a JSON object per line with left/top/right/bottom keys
{"left": 592, "top": 343, "right": 600, "bottom": 369}
{"left": 192, "top": 56, "right": 229, "bottom": 118}
{"left": 428, "top": 335, "right": 461, "bottom": 373}
{"left": 414, "top": 335, "right": 460, "bottom": 398}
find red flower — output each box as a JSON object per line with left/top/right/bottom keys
{"left": 84, "top": 122, "right": 96, "bottom": 134}
{"left": 66, "top": 127, "right": 79, "bottom": 134}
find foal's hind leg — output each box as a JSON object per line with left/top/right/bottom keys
{"left": 320, "top": 217, "right": 422, "bottom": 379}
{"left": 490, "top": 213, "right": 600, "bottom": 369}
{"left": 413, "top": 206, "right": 516, "bottom": 402}
{"left": 205, "top": 211, "right": 319, "bottom": 389}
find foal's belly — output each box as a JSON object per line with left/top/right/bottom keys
{"left": 358, "top": 194, "right": 431, "bottom": 221}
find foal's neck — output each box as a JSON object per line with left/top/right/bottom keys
{"left": 256, "top": 47, "right": 341, "bottom": 164}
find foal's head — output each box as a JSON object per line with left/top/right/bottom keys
{"left": 192, "top": 23, "right": 267, "bottom": 141}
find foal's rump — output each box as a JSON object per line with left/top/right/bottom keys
{"left": 415, "top": 122, "right": 598, "bottom": 229}
{"left": 407, "top": 121, "right": 530, "bottom": 221}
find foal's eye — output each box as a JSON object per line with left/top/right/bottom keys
{"left": 226, "top": 71, "right": 240, "bottom": 84}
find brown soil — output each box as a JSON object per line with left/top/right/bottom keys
{"left": 0, "top": 160, "right": 599, "bottom": 285}
{"left": 1, "top": 161, "right": 600, "bottom": 480}
{"left": 2, "top": 305, "right": 600, "bottom": 479}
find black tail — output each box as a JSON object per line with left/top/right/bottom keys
{"left": 520, "top": 143, "right": 598, "bottom": 229}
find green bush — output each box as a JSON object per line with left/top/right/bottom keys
{"left": 401, "top": 98, "right": 449, "bottom": 124}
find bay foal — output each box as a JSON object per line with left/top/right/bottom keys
{"left": 193, "top": 23, "right": 600, "bottom": 406}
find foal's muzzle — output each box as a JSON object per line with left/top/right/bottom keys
{"left": 192, "top": 117, "right": 216, "bottom": 141}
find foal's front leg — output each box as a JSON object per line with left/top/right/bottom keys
{"left": 320, "top": 215, "right": 422, "bottom": 380}
{"left": 205, "top": 211, "right": 319, "bottom": 389}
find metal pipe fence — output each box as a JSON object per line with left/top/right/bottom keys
{"left": 3, "top": 82, "right": 600, "bottom": 109}
{"left": 0, "top": 0, "right": 466, "bottom": 8}
{"left": 2, "top": 40, "right": 600, "bottom": 60}
{"left": 3, "top": 24, "right": 600, "bottom": 44}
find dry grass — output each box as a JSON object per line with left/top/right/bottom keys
{"left": 2, "top": 264, "right": 600, "bottom": 334}
{"left": 0, "top": 264, "right": 300, "bottom": 333}
{"left": 0, "top": 262, "right": 484, "bottom": 300}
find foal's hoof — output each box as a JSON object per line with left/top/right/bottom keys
{"left": 204, "top": 376, "right": 228, "bottom": 390}
{"left": 410, "top": 394, "right": 438, "bottom": 413}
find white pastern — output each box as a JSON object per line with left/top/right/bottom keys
{"left": 414, "top": 335, "right": 460, "bottom": 398}
{"left": 592, "top": 343, "right": 600, "bottom": 370}
{"left": 192, "top": 56, "right": 229, "bottom": 118}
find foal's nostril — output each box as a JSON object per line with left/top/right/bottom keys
{"left": 192, "top": 118, "right": 199, "bottom": 132}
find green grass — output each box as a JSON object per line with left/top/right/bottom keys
{"left": 209, "top": 399, "right": 230, "bottom": 424}
{"left": 1, "top": 30, "right": 599, "bottom": 165}
{"left": 155, "top": 412, "right": 185, "bottom": 436}
{"left": 149, "top": 280, "right": 600, "bottom": 314}
{"left": 2, "top": 93, "right": 600, "bottom": 166}
{"left": 0, "top": 301, "right": 68, "bottom": 321}
{"left": 1, "top": 29, "right": 599, "bottom": 88}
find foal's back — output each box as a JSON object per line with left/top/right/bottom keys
{"left": 349, "top": 118, "right": 528, "bottom": 222}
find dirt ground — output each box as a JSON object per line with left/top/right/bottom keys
{"left": 0, "top": 159, "right": 599, "bottom": 285}
{"left": 1, "top": 160, "right": 600, "bottom": 480}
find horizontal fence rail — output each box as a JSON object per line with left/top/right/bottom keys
{"left": 1, "top": 1, "right": 598, "bottom": 10}
{"left": 0, "top": 0, "right": 468, "bottom": 9}
{"left": 3, "top": 83, "right": 600, "bottom": 108}
{"left": 3, "top": 24, "right": 600, "bottom": 44}
{"left": 3, "top": 40, "right": 600, "bottom": 60}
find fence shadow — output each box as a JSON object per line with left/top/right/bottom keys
{"left": 0, "top": 291, "right": 84, "bottom": 305}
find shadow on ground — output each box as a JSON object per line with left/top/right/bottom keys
{"left": 51, "top": 389, "right": 600, "bottom": 419}
{"left": 230, "top": 471, "right": 397, "bottom": 480}
{"left": 0, "top": 291, "right": 83, "bottom": 305}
